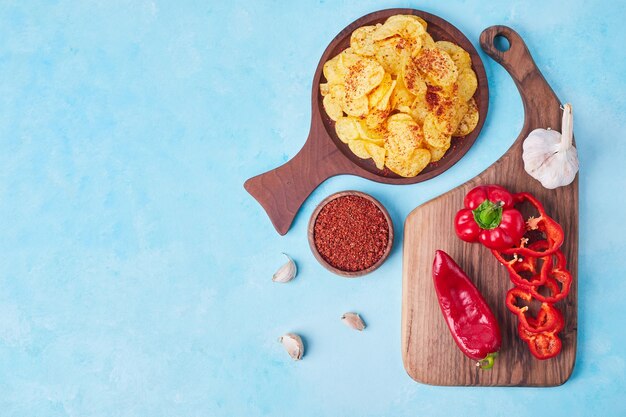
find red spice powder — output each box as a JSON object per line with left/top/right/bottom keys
{"left": 313, "top": 195, "right": 390, "bottom": 272}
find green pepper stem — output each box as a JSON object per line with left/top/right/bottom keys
{"left": 477, "top": 352, "right": 498, "bottom": 370}
{"left": 472, "top": 200, "right": 504, "bottom": 230}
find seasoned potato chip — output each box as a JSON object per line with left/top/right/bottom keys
{"left": 343, "top": 57, "right": 385, "bottom": 100}
{"left": 456, "top": 67, "right": 478, "bottom": 102}
{"left": 454, "top": 98, "right": 479, "bottom": 136}
{"left": 348, "top": 139, "right": 371, "bottom": 159}
{"left": 386, "top": 148, "right": 431, "bottom": 177}
{"left": 427, "top": 142, "right": 451, "bottom": 162}
{"left": 374, "top": 35, "right": 410, "bottom": 75}
{"left": 431, "top": 97, "right": 468, "bottom": 135}
{"left": 420, "top": 32, "right": 436, "bottom": 50}
{"left": 391, "top": 77, "right": 415, "bottom": 112}
{"left": 323, "top": 95, "right": 344, "bottom": 121}
{"left": 357, "top": 120, "right": 385, "bottom": 145}
{"left": 365, "top": 143, "right": 386, "bottom": 169}
{"left": 409, "top": 94, "right": 429, "bottom": 124}
{"left": 387, "top": 112, "right": 415, "bottom": 123}
{"left": 365, "top": 108, "right": 389, "bottom": 130}
{"left": 342, "top": 94, "right": 369, "bottom": 117}
{"left": 374, "top": 15, "right": 426, "bottom": 42}
{"left": 385, "top": 114, "right": 424, "bottom": 158}
{"left": 414, "top": 16, "right": 428, "bottom": 30}
{"left": 368, "top": 73, "right": 393, "bottom": 108}
{"left": 334, "top": 116, "right": 360, "bottom": 143}
{"left": 337, "top": 50, "right": 362, "bottom": 70}
{"left": 436, "top": 41, "right": 472, "bottom": 70}
{"left": 320, "top": 82, "right": 330, "bottom": 96}
{"left": 323, "top": 56, "right": 343, "bottom": 84}
{"left": 350, "top": 25, "right": 379, "bottom": 56}
{"left": 423, "top": 113, "right": 452, "bottom": 148}
{"left": 413, "top": 47, "right": 458, "bottom": 87}
{"left": 402, "top": 58, "right": 427, "bottom": 97}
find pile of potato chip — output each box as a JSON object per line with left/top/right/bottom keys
{"left": 320, "top": 14, "right": 480, "bottom": 177}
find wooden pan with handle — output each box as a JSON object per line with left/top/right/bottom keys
{"left": 244, "top": 9, "right": 489, "bottom": 235}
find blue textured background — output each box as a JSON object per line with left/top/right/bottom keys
{"left": 1, "top": 0, "right": 625, "bottom": 416}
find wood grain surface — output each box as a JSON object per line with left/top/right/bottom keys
{"left": 401, "top": 26, "right": 578, "bottom": 386}
{"left": 244, "top": 9, "right": 489, "bottom": 235}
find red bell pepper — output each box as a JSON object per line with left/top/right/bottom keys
{"left": 518, "top": 323, "right": 563, "bottom": 360}
{"left": 455, "top": 185, "right": 526, "bottom": 250}
{"left": 499, "top": 192, "right": 564, "bottom": 257}
{"left": 432, "top": 250, "right": 502, "bottom": 369}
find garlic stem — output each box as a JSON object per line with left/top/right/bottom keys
{"left": 559, "top": 103, "right": 573, "bottom": 152}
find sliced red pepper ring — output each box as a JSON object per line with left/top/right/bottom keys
{"left": 518, "top": 323, "right": 563, "bottom": 360}
{"left": 522, "top": 303, "right": 565, "bottom": 333}
{"left": 529, "top": 271, "right": 572, "bottom": 303}
{"left": 525, "top": 246, "right": 571, "bottom": 302}
{"left": 505, "top": 287, "right": 533, "bottom": 316}
{"left": 499, "top": 193, "right": 564, "bottom": 257}
{"left": 505, "top": 288, "right": 564, "bottom": 333}
{"left": 492, "top": 240, "right": 551, "bottom": 288}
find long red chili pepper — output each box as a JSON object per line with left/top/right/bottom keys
{"left": 432, "top": 250, "right": 502, "bottom": 369}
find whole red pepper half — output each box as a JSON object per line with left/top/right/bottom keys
{"left": 499, "top": 192, "right": 564, "bottom": 257}
{"left": 433, "top": 250, "right": 502, "bottom": 369}
{"left": 454, "top": 185, "right": 525, "bottom": 250}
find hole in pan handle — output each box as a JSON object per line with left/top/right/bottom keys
{"left": 244, "top": 128, "right": 349, "bottom": 236}
{"left": 479, "top": 25, "right": 536, "bottom": 83}
{"left": 479, "top": 25, "right": 561, "bottom": 123}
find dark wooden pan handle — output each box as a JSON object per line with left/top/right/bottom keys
{"left": 244, "top": 128, "right": 348, "bottom": 235}
{"left": 480, "top": 26, "right": 561, "bottom": 128}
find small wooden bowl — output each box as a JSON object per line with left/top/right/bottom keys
{"left": 308, "top": 191, "right": 394, "bottom": 277}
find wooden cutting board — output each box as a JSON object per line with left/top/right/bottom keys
{"left": 401, "top": 26, "right": 578, "bottom": 386}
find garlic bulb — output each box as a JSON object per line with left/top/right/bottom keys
{"left": 278, "top": 333, "right": 304, "bottom": 360}
{"left": 522, "top": 103, "right": 579, "bottom": 189}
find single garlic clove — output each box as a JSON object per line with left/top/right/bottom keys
{"left": 278, "top": 333, "right": 304, "bottom": 360}
{"left": 272, "top": 253, "right": 297, "bottom": 283}
{"left": 341, "top": 312, "right": 366, "bottom": 331}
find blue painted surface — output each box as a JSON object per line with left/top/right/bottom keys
{"left": 0, "top": 0, "right": 624, "bottom": 416}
